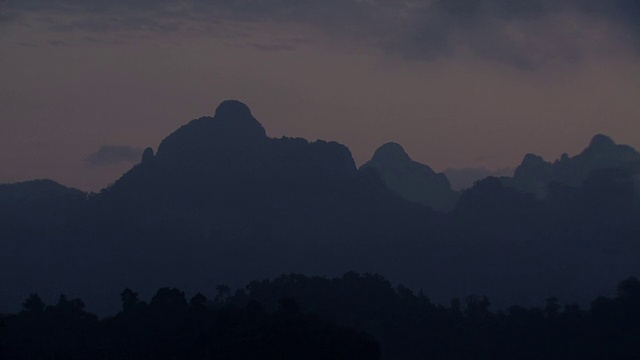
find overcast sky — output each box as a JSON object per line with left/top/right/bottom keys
{"left": 1, "top": 0, "right": 639, "bottom": 191}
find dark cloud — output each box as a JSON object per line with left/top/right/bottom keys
{"left": 248, "top": 42, "right": 296, "bottom": 52}
{"left": 3, "top": 0, "right": 640, "bottom": 68}
{"left": 85, "top": 145, "right": 143, "bottom": 166}
{"left": 13, "top": 41, "right": 37, "bottom": 47}
{"left": 592, "top": 0, "right": 640, "bottom": 46}
{"left": 47, "top": 39, "right": 69, "bottom": 46}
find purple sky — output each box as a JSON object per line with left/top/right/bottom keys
{"left": 1, "top": 0, "right": 639, "bottom": 191}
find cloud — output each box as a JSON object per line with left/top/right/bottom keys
{"left": 47, "top": 39, "right": 70, "bottom": 46}
{"left": 85, "top": 145, "right": 143, "bottom": 166}
{"left": 248, "top": 42, "right": 296, "bottom": 52}
{"left": 3, "top": 0, "right": 640, "bottom": 68}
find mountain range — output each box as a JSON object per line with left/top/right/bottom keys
{"left": 1, "top": 100, "right": 639, "bottom": 314}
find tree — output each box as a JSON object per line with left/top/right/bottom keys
{"left": 150, "top": 288, "right": 187, "bottom": 310}
{"left": 121, "top": 288, "right": 140, "bottom": 312}
{"left": 215, "top": 284, "right": 231, "bottom": 303}
{"left": 55, "top": 294, "right": 85, "bottom": 314}
{"left": 617, "top": 277, "right": 640, "bottom": 300}
{"left": 21, "top": 293, "right": 45, "bottom": 315}
{"left": 189, "top": 292, "right": 207, "bottom": 310}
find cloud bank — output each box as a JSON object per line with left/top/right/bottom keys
{"left": 4, "top": 0, "right": 639, "bottom": 68}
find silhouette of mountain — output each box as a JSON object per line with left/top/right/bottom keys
{"left": 444, "top": 167, "right": 514, "bottom": 190}
{"left": 0, "top": 100, "right": 437, "bottom": 314}
{"left": 96, "top": 100, "right": 420, "bottom": 240}
{"left": 360, "top": 142, "right": 459, "bottom": 212}
{"left": 0, "top": 179, "right": 86, "bottom": 226}
{"left": 1, "top": 101, "right": 639, "bottom": 316}
{"left": 506, "top": 134, "right": 640, "bottom": 197}
{"left": 0, "top": 179, "right": 85, "bottom": 202}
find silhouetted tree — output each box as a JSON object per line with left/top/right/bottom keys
{"left": 215, "top": 284, "right": 231, "bottom": 303}
{"left": 617, "top": 277, "right": 640, "bottom": 299}
{"left": 21, "top": 293, "right": 45, "bottom": 315}
{"left": 4, "top": 273, "right": 640, "bottom": 359}
{"left": 121, "top": 288, "right": 140, "bottom": 312}
{"left": 190, "top": 292, "right": 207, "bottom": 310}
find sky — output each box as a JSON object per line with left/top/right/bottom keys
{"left": 1, "top": 0, "right": 639, "bottom": 192}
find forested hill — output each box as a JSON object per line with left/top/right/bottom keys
{"left": 2, "top": 272, "right": 640, "bottom": 359}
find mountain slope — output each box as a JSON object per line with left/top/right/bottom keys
{"left": 506, "top": 134, "right": 640, "bottom": 196}
{"left": 360, "top": 142, "right": 459, "bottom": 212}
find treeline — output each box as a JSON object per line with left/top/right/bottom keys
{"left": 2, "top": 272, "right": 640, "bottom": 359}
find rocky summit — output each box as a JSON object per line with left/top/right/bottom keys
{"left": 506, "top": 134, "right": 640, "bottom": 196}
{"left": 360, "top": 142, "right": 459, "bottom": 212}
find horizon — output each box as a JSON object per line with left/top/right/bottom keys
{"left": 2, "top": 0, "right": 639, "bottom": 191}
{"left": 0, "top": 96, "right": 628, "bottom": 193}
{"left": 0, "top": 97, "right": 631, "bottom": 192}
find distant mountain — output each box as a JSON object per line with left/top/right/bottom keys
{"left": 0, "top": 179, "right": 85, "bottom": 201}
{"left": 0, "top": 100, "right": 434, "bottom": 314}
{"left": 444, "top": 167, "right": 514, "bottom": 191}
{"left": 0, "top": 179, "right": 86, "bottom": 226}
{"left": 1, "top": 101, "right": 639, "bottom": 316}
{"left": 359, "top": 142, "right": 459, "bottom": 212}
{"left": 95, "top": 100, "right": 424, "bottom": 243}
{"left": 505, "top": 134, "right": 640, "bottom": 197}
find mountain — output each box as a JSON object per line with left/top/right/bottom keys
{"left": 444, "top": 167, "right": 514, "bottom": 191}
{"left": 0, "top": 179, "right": 86, "bottom": 226}
{"left": 505, "top": 134, "right": 640, "bottom": 197}
{"left": 1, "top": 101, "right": 639, "bottom": 316}
{"left": 359, "top": 142, "right": 459, "bottom": 212}
{"left": 94, "top": 100, "right": 426, "bottom": 242}
{"left": 0, "top": 100, "right": 435, "bottom": 314}
{"left": 0, "top": 179, "right": 85, "bottom": 204}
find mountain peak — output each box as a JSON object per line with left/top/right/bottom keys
{"left": 141, "top": 147, "right": 154, "bottom": 163}
{"left": 154, "top": 100, "right": 267, "bottom": 163}
{"left": 372, "top": 142, "right": 411, "bottom": 163}
{"left": 361, "top": 142, "right": 458, "bottom": 211}
{"left": 215, "top": 99, "right": 253, "bottom": 119}
{"left": 209, "top": 99, "right": 266, "bottom": 139}
{"left": 588, "top": 134, "right": 615, "bottom": 150}
{"left": 520, "top": 153, "right": 547, "bottom": 167}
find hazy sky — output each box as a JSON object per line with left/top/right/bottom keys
{"left": 1, "top": 0, "right": 639, "bottom": 191}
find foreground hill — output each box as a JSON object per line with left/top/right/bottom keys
{"left": 3, "top": 272, "right": 640, "bottom": 359}
{"left": 0, "top": 100, "right": 639, "bottom": 315}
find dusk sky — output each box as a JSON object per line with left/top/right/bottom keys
{"left": 1, "top": 0, "right": 639, "bottom": 192}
